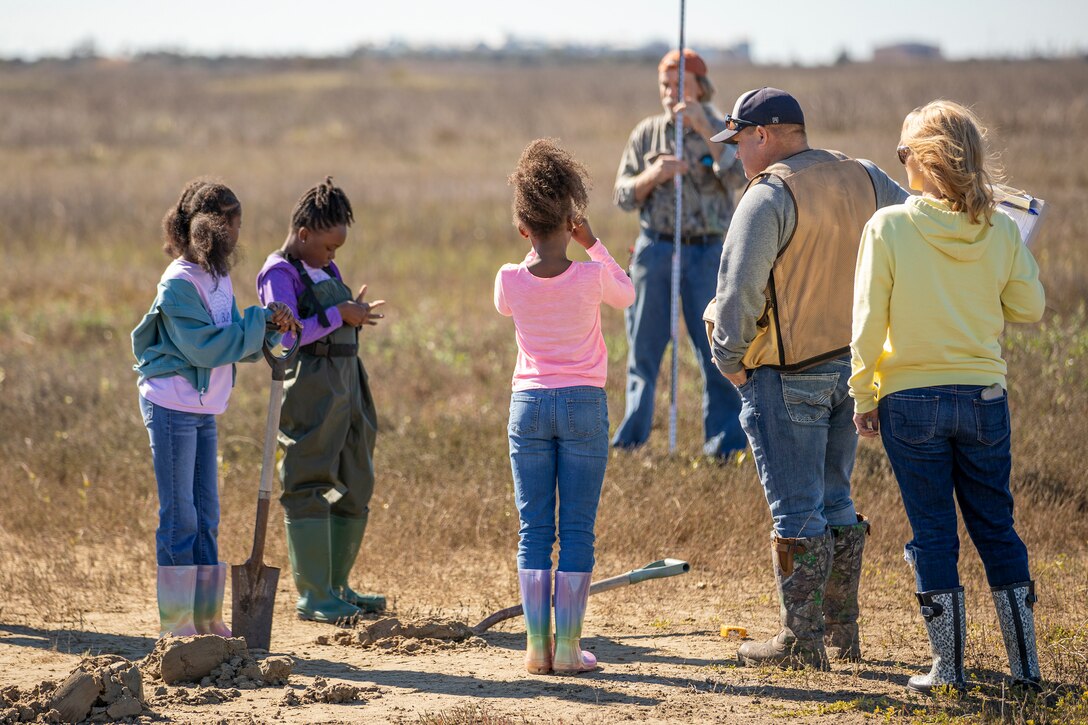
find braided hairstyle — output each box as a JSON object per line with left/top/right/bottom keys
{"left": 290, "top": 176, "right": 355, "bottom": 231}
{"left": 161, "top": 178, "right": 241, "bottom": 277}
{"left": 509, "top": 138, "right": 590, "bottom": 237}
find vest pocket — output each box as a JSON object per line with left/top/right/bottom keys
{"left": 780, "top": 372, "right": 840, "bottom": 424}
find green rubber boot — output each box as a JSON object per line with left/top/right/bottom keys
{"left": 285, "top": 517, "right": 362, "bottom": 624}
{"left": 330, "top": 514, "right": 387, "bottom": 613}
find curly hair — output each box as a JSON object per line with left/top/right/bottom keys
{"left": 901, "top": 100, "right": 1002, "bottom": 226}
{"left": 290, "top": 176, "right": 355, "bottom": 231}
{"left": 161, "top": 178, "right": 241, "bottom": 277}
{"left": 508, "top": 138, "right": 590, "bottom": 237}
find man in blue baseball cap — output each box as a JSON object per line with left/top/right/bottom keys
{"left": 706, "top": 87, "right": 907, "bottom": 669}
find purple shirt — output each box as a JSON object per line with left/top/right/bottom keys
{"left": 256, "top": 253, "right": 345, "bottom": 347}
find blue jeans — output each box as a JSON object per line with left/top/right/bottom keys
{"left": 508, "top": 386, "right": 609, "bottom": 572}
{"left": 878, "top": 386, "right": 1030, "bottom": 592}
{"left": 140, "top": 395, "right": 221, "bottom": 566}
{"left": 736, "top": 357, "right": 858, "bottom": 539}
{"left": 611, "top": 233, "right": 745, "bottom": 456}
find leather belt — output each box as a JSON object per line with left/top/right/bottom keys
{"left": 644, "top": 229, "right": 723, "bottom": 245}
{"left": 301, "top": 341, "right": 358, "bottom": 357}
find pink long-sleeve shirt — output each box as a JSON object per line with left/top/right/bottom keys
{"left": 494, "top": 240, "right": 635, "bottom": 391}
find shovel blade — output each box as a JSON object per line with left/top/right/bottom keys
{"left": 231, "top": 562, "right": 280, "bottom": 651}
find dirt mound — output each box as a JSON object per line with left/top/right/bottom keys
{"left": 139, "top": 637, "right": 295, "bottom": 710}
{"left": 316, "top": 617, "right": 486, "bottom": 655}
{"left": 0, "top": 654, "right": 144, "bottom": 724}
{"left": 0, "top": 681, "right": 56, "bottom": 724}
{"left": 281, "top": 677, "right": 380, "bottom": 706}
{"left": 139, "top": 635, "right": 248, "bottom": 685}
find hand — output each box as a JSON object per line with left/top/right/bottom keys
{"left": 337, "top": 284, "right": 386, "bottom": 327}
{"left": 673, "top": 100, "right": 712, "bottom": 138}
{"left": 266, "top": 301, "right": 302, "bottom": 335}
{"left": 724, "top": 369, "right": 748, "bottom": 387}
{"left": 570, "top": 216, "right": 596, "bottom": 250}
{"left": 648, "top": 154, "right": 689, "bottom": 186}
{"left": 854, "top": 411, "right": 880, "bottom": 438}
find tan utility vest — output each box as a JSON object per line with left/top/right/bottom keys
{"left": 740, "top": 150, "right": 877, "bottom": 371}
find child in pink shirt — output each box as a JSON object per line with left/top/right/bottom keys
{"left": 494, "top": 139, "right": 634, "bottom": 675}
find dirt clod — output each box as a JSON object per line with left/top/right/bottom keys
{"left": 316, "top": 617, "right": 485, "bottom": 655}
{"left": 281, "top": 677, "right": 380, "bottom": 706}
{"left": 258, "top": 656, "right": 295, "bottom": 686}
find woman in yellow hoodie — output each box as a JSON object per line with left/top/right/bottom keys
{"left": 850, "top": 100, "right": 1045, "bottom": 693}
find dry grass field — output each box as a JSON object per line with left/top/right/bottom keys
{"left": 0, "top": 56, "right": 1086, "bottom": 723}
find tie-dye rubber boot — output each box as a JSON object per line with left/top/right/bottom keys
{"left": 518, "top": 569, "right": 552, "bottom": 674}
{"left": 194, "top": 563, "right": 232, "bottom": 637}
{"left": 553, "top": 571, "right": 598, "bottom": 674}
{"left": 157, "top": 565, "right": 199, "bottom": 637}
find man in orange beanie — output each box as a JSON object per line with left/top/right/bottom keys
{"left": 611, "top": 48, "right": 747, "bottom": 459}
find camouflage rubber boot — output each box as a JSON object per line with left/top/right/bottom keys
{"left": 991, "top": 581, "right": 1041, "bottom": 689}
{"left": 738, "top": 531, "right": 833, "bottom": 670}
{"left": 908, "top": 587, "right": 967, "bottom": 693}
{"left": 824, "top": 513, "right": 869, "bottom": 661}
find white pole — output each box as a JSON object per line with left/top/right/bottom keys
{"left": 668, "top": 0, "right": 686, "bottom": 455}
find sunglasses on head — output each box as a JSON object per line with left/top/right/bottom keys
{"left": 897, "top": 145, "right": 912, "bottom": 164}
{"left": 725, "top": 116, "right": 759, "bottom": 133}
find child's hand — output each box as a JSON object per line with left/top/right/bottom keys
{"left": 570, "top": 216, "right": 596, "bottom": 250}
{"left": 267, "top": 302, "right": 302, "bottom": 335}
{"left": 337, "top": 284, "right": 386, "bottom": 327}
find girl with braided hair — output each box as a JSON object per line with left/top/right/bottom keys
{"left": 133, "top": 178, "right": 299, "bottom": 637}
{"left": 256, "top": 177, "right": 387, "bottom": 623}
{"left": 495, "top": 139, "right": 634, "bottom": 674}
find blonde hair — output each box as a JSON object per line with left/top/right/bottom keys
{"left": 901, "top": 100, "right": 1001, "bottom": 225}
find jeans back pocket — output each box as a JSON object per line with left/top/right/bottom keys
{"left": 780, "top": 372, "right": 840, "bottom": 424}
{"left": 509, "top": 393, "right": 542, "bottom": 436}
{"left": 973, "top": 395, "right": 1010, "bottom": 446}
{"left": 566, "top": 396, "right": 606, "bottom": 439}
{"left": 886, "top": 393, "right": 939, "bottom": 445}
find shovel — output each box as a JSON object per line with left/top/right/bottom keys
{"left": 472, "top": 558, "right": 690, "bottom": 634}
{"left": 231, "top": 336, "right": 298, "bottom": 651}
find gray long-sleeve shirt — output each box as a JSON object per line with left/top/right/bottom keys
{"left": 712, "top": 150, "right": 909, "bottom": 374}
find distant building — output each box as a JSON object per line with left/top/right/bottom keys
{"left": 872, "top": 43, "right": 943, "bottom": 63}
{"left": 703, "top": 42, "right": 752, "bottom": 65}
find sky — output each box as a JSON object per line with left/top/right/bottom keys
{"left": 3, "top": 0, "right": 1087, "bottom": 65}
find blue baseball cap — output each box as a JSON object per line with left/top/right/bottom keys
{"left": 710, "top": 87, "right": 805, "bottom": 144}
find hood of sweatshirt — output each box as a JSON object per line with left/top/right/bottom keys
{"left": 905, "top": 195, "right": 990, "bottom": 261}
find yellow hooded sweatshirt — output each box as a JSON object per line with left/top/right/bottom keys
{"left": 849, "top": 195, "right": 1045, "bottom": 414}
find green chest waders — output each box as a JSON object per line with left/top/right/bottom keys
{"left": 277, "top": 254, "right": 385, "bottom": 619}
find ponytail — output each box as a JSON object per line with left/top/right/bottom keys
{"left": 161, "top": 178, "right": 241, "bottom": 277}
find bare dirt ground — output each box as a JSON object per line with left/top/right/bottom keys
{"left": 2, "top": 58, "right": 1087, "bottom": 724}
{"left": 0, "top": 569, "right": 1067, "bottom": 724}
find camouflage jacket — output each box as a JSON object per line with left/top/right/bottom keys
{"left": 613, "top": 108, "right": 746, "bottom": 237}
